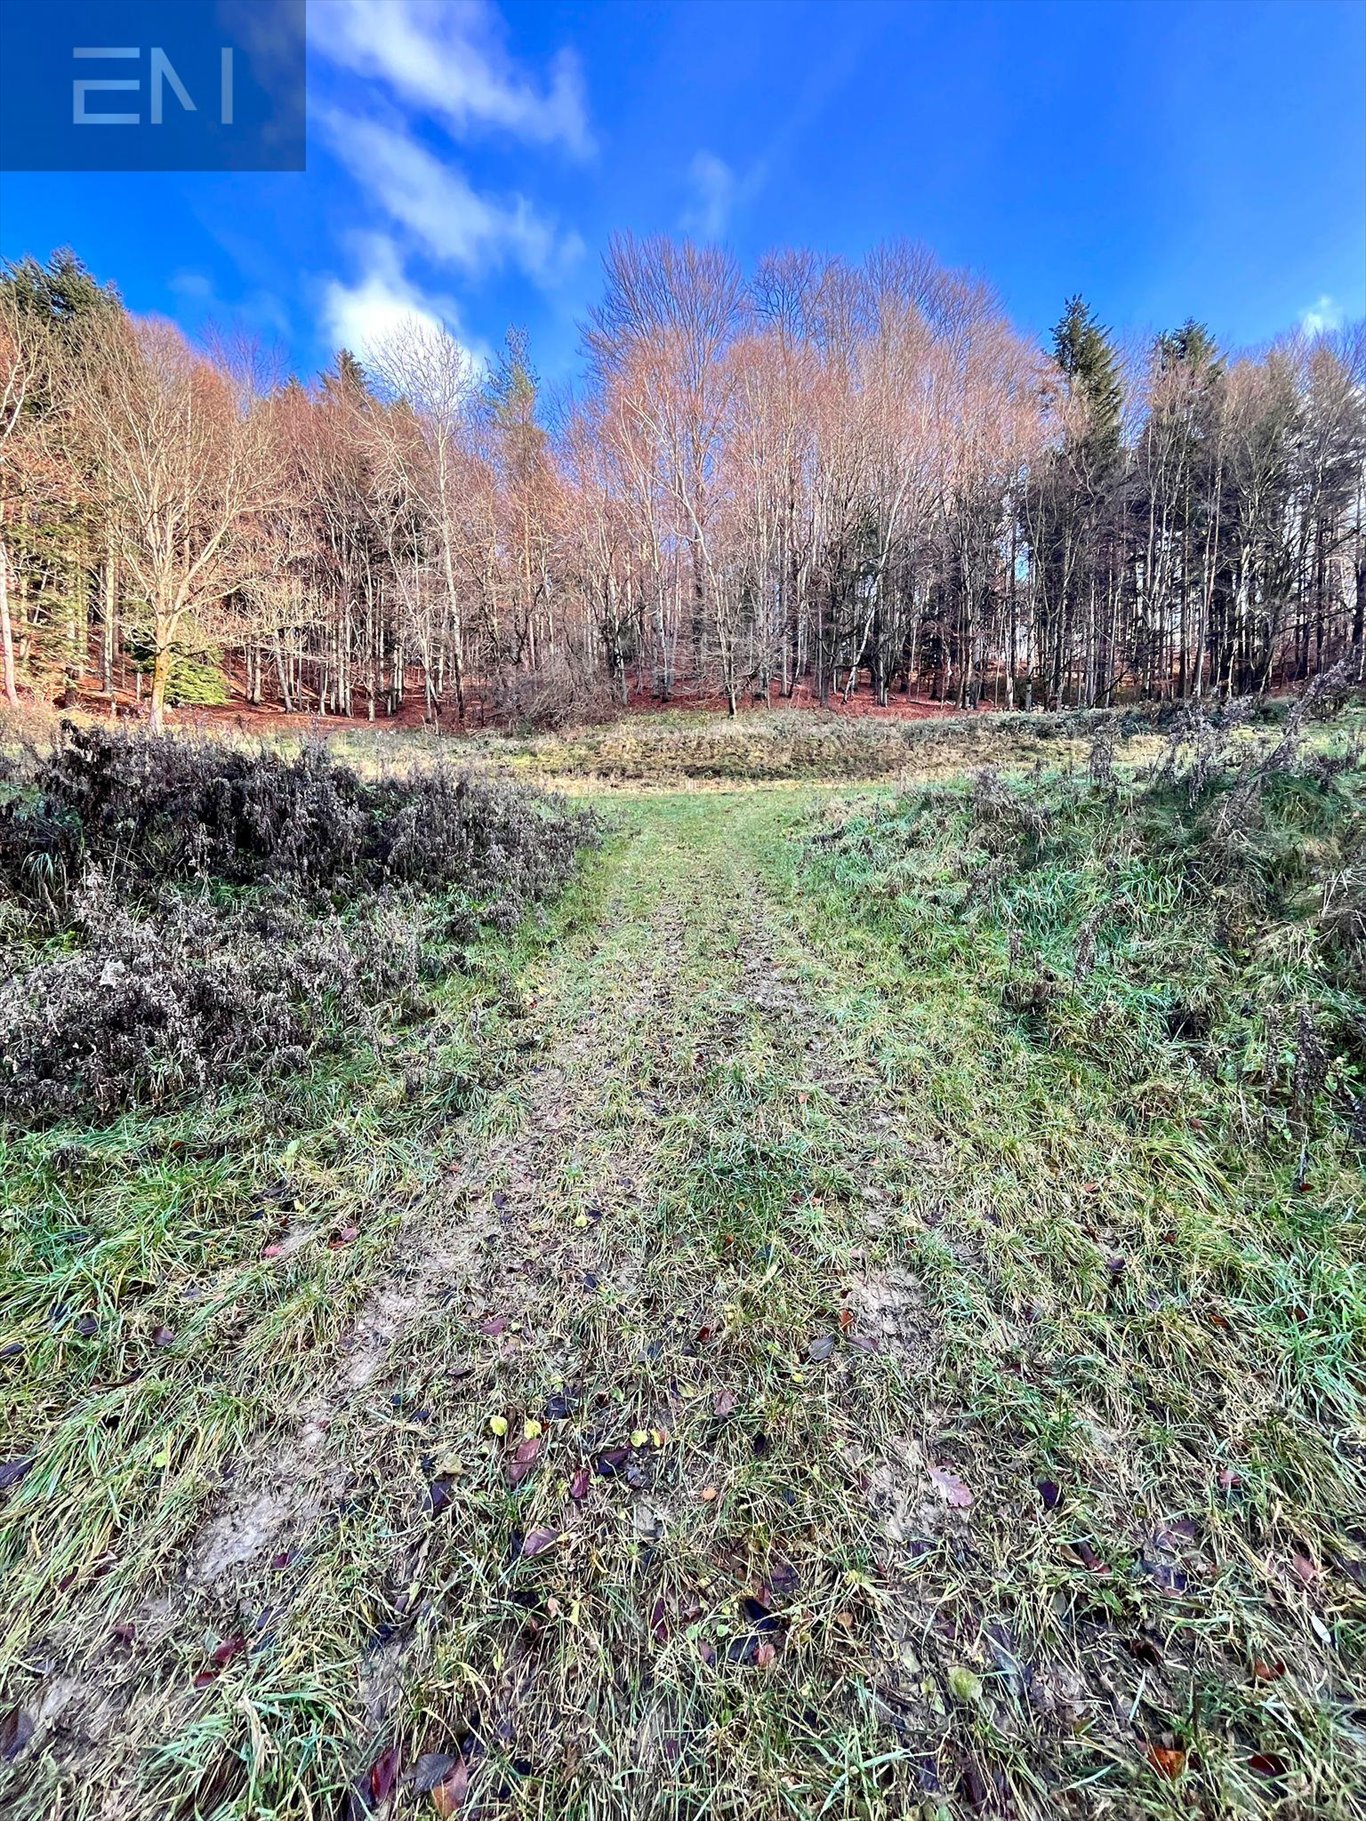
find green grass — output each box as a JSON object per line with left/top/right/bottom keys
{"left": 1, "top": 715, "right": 1363, "bottom": 1820}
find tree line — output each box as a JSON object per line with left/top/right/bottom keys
{"left": 1, "top": 241, "right": 1362, "bottom": 732}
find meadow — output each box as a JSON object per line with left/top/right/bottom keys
{"left": 1, "top": 694, "right": 1363, "bottom": 1821}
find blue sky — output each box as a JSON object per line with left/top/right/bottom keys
{"left": 1, "top": 0, "right": 1362, "bottom": 383}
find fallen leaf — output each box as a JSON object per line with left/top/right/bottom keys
{"left": 0, "top": 1460, "right": 33, "bottom": 1493}
{"left": 712, "top": 1387, "right": 737, "bottom": 1417}
{"left": 928, "top": 1466, "right": 973, "bottom": 1509}
{"left": 1037, "top": 1478, "right": 1061, "bottom": 1511}
{"left": 428, "top": 1476, "right": 456, "bottom": 1515}
{"left": 838, "top": 1308, "right": 854, "bottom": 1331}
{"left": 506, "top": 1435, "right": 543, "bottom": 1488}
{"left": 807, "top": 1334, "right": 836, "bottom": 1362}
{"left": 479, "top": 1317, "right": 507, "bottom": 1338}
{"left": 1249, "top": 1752, "right": 1288, "bottom": 1777}
{"left": 413, "top": 1753, "right": 459, "bottom": 1794}
{"left": 630, "top": 1429, "right": 650, "bottom": 1447}
{"left": 948, "top": 1666, "right": 982, "bottom": 1704}
{"left": 152, "top": 1325, "right": 175, "bottom": 1347}
{"left": 755, "top": 1641, "right": 777, "bottom": 1668}
{"left": 0, "top": 1708, "right": 34, "bottom": 1762}
{"left": 594, "top": 1448, "right": 629, "bottom": 1476}
{"left": 211, "top": 1635, "right": 247, "bottom": 1668}
{"left": 75, "top": 1315, "right": 98, "bottom": 1337}
{"left": 262, "top": 1245, "right": 284, "bottom": 1259}
{"left": 1252, "top": 1659, "right": 1285, "bottom": 1683}
{"left": 488, "top": 1415, "right": 508, "bottom": 1438}
{"left": 742, "top": 1594, "right": 777, "bottom": 1630}
{"left": 1146, "top": 1745, "right": 1187, "bottom": 1780}
{"left": 1066, "top": 1539, "right": 1109, "bottom": 1574}
{"left": 569, "top": 1467, "right": 590, "bottom": 1500}
{"left": 1291, "top": 1552, "right": 1318, "bottom": 1586}
{"left": 650, "top": 1598, "right": 668, "bottom": 1643}
{"left": 370, "top": 1744, "right": 399, "bottom": 1802}
{"left": 700, "top": 1485, "right": 718, "bottom": 1502}
{"left": 1217, "top": 1467, "right": 1241, "bottom": 1490}
{"left": 520, "top": 1528, "right": 560, "bottom": 1559}
{"left": 431, "top": 1757, "right": 470, "bottom": 1815}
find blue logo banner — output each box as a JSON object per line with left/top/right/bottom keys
{"left": 0, "top": 0, "right": 307, "bottom": 171}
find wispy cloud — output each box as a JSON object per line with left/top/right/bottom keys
{"left": 679, "top": 151, "right": 765, "bottom": 241}
{"left": 1300, "top": 294, "right": 1344, "bottom": 337}
{"left": 317, "top": 107, "right": 583, "bottom": 283}
{"left": 311, "top": 0, "right": 592, "bottom": 158}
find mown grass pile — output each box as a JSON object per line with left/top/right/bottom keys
{"left": 435, "top": 698, "right": 1296, "bottom": 788}
{"left": 0, "top": 724, "right": 596, "bottom": 1122}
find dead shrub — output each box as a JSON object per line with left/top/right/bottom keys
{"left": 0, "top": 893, "right": 431, "bottom": 1123}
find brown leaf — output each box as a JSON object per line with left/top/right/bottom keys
{"left": 928, "top": 1465, "right": 973, "bottom": 1509}
{"left": 838, "top": 1308, "right": 854, "bottom": 1331}
{"left": 807, "top": 1334, "right": 836, "bottom": 1362}
{"left": 755, "top": 1641, "right": 777, "bottom": 1668}
{"left": 569, "top": 1467, "right": 590, "bottom": 1500}
{"left": 650, "top": 1598, "right": 668, "bottom": 1643}
{"left": 211, "top": 1635, "right": 247, "bottom": 1668}
{"left": 1250, "top": 1752, "right": 1288, "bottom": 1777}
{"left": 370, "top": 1744, "right": 399, "bottom": 1801}
{"left": 1291, "top": 1552, "right": 1318, "bottom": 1585}
{"left": 520, "top": 1527, "right": 560, "bottom": 1559}
{"left": 1252, "top": 1659, "right": 1285, "bottom": 1683}
{"left": 479, "top": 1316, "right": 508, "bottom": 1338}
{"left": 431, "top": 1757, "right": 471, "bottom": 1815}
{"left": 1146, "top": 1745, "right": 1187, "bottom": 1780}
{"left": 712, "top": 1387, "right": 737, "bottom": 1417}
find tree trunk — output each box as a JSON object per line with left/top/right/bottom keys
{"left": 0, "top": 534, "right": 17, "bottom": 709}
{"left": 149, "top": 641, "right": 173, "bottom": 733}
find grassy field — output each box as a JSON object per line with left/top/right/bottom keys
{"left": 1, "top": 704, "right": 1363, "bottom": 1819}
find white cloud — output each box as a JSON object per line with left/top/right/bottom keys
{"left": 679, "top": 150, "right": 765, "bottom": 241}
{"left": 320, "top": 236, "right": 481, "bottom": 370}
{"left": 317, "top": 107, "right": 583, "bottom": 283}
{"left": 1301, "top": 294, "right": 1345, "bottom": 337}
{"left": 311, "top": 0, "right": 592, "bottom": 157}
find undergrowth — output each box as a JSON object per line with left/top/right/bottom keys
{"left": 0, "top": 726, "right": 596, "bottom": 1124}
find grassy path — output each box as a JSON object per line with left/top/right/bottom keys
{"left": 3, "top": 786, "right": 1362, "bottom": 1820}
